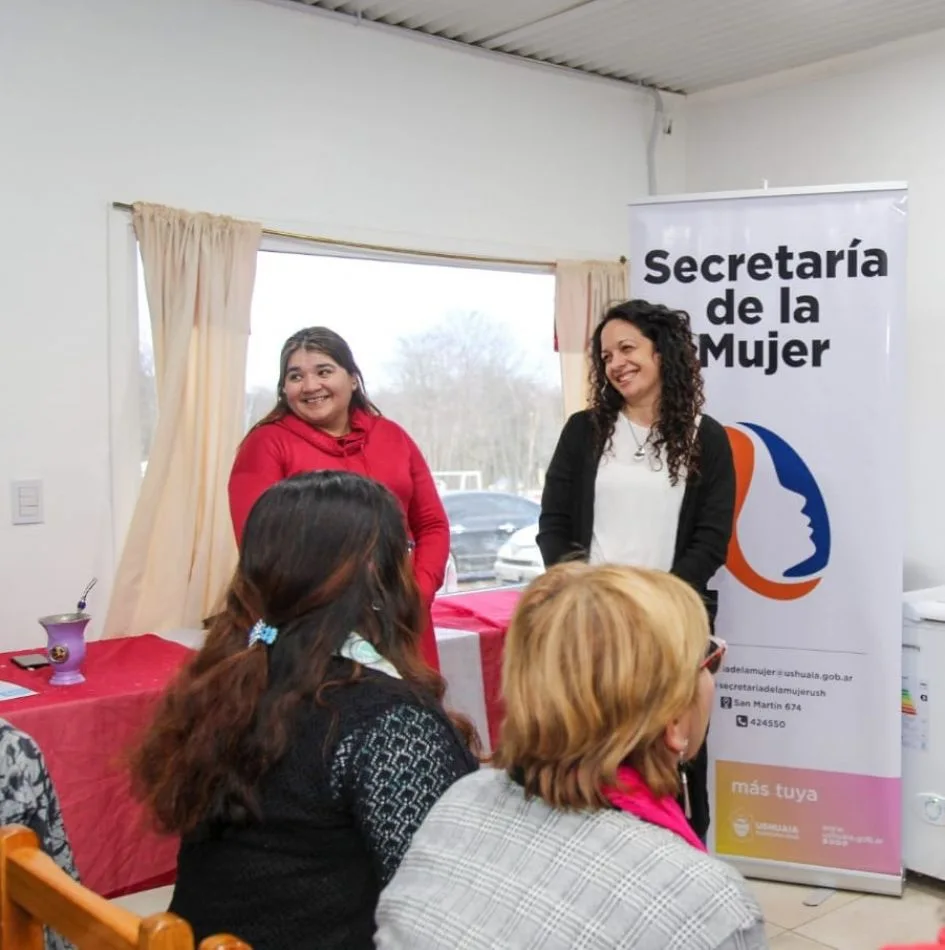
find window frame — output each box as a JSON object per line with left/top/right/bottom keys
{"left": 110, "top": 221, "right": 557, "bottom": 573}
{"left": 107, "top": 208, "right": 145, "bottom": 561}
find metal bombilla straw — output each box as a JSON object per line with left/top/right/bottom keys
{"left": 77, "top": 578, "right": 97, "bottom": 612}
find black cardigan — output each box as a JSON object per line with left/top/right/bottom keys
{"left": 537, "top": 411, "right": 735, "bottom": 618}
{"left": 169, "top": 664, "right": 478, "bottom": 950}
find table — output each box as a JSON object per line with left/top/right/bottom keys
{"left": 0, "top": 592, "right": 520, "bottom": 899}
{"left": 0, "top": 635, "right": 190, "bottom": 898}
{"left": 432, "top": 587, "right": 521, "bottom": 752}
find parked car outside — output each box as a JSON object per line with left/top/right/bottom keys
{"left": 441, "top": 491, "right": 540, "bottom": 582}
{"left": 494, "top": 523, "right": 544, "bottom": 585}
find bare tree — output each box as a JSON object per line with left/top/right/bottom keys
{"left": 246, "top": 386, "right": 277, "bottom": 430}
{"left": 375, "top": 312, "right": 562, "bottom": 494}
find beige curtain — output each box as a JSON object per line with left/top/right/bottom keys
{"left": 104, "top": 204, "right": 262, "bottom": 637}
{"left": 554, "top": 261, "right": 629, "bottom": 418}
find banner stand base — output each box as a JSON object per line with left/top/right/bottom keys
{"left": 724, "top": 855, "right": 904, "bottom": 898}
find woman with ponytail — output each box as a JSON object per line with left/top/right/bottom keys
{"left": 131, "top": 471, "right": 479, "bottom": 950}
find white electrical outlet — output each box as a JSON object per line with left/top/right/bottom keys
{"left": 918, "top": 793, "right": 945, "bottom": 826}
{"left": 11, "top": 480, "right": 44, "bottom": 525}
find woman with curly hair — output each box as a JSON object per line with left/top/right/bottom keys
{"left": 537, "top": 298, "right": 735, "bottom": 840}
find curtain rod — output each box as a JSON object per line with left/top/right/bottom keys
{"left": 111, "top": 202, "right": 627, "bottom": 269}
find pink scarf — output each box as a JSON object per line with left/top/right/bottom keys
{"left": 603, "top": 765, "right": 707, "bottom": 852}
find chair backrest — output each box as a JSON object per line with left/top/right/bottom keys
{"left": 0, "top": 826, "right": 250, "bottom": 950}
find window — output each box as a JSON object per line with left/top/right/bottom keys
{"left": 135, "top": 245, "right": 562, "bottom": 586}
{"left": 246, "top": 251, "right": 561, "bottom": 501}
{"left": 137, "top": 254, "right": 154, "bottom": 475}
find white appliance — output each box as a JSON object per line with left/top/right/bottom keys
{"left": 901, "top": 586, "right": 945, "bottom": 880}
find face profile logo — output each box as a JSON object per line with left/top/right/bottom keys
{"left": 725, "top": 423, "right": 830, "bottom": 601}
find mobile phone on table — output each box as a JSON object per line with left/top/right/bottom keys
{"left": 11, "top": 653, "right": 50, "bottom": 670}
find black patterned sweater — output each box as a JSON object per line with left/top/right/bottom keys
{"left": 169, "top": 661, "right": 479, "bottom": 950}
{"left": 0, "top": 718, "right": 79, "bottom": 950}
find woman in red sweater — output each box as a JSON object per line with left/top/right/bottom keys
{"left": 229, "top": 327, "right": 449, "bottom": 669}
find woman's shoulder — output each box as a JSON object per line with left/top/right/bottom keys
{"left": 237, "top": 419, "right": 289, "bottom": 454}
{"left": 0, "top": 718, "right": 40, "bottom": 761}
{"left": 697, "top": 412, "right": 723, "bottom": 433}
{"left": 397, "top": 774, "right": 763, "bottom": 946}
{"left": 369, "top": 414, "right": 405, "bottom": 435}
{"left": 400, "top": 769, "right": 514, "bottom": 838}
{"left": 0, "top": 721, "right": 50, "bottom": 808}
{"left": 559, "top": 409, "right": 595, "bottom": 442}
{"left": 324, "top": 670, "right": 476, "bottom": 773}
{"left": 601, "top": 816, "right": 764, "bottom": 937}
{"left": 364, "top": 414, "right": 415, "bottom": 447}
{"left": 292, "top": 666, "right": 449, "bottom": 755}
{"left": 696, "top": 413, "right": 730, "bottom": 449}
{"left": 320, "top": 664, "right": 440, "bottom": 728}
{"left": 329, "top": 660, "right": 419, "bottom": 698}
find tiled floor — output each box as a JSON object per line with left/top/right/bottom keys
{"left": 113, "top": 877, "right": 945, "bottom": 948}
{"left": 751, "top": 876, "right": 945, "bottom": 949}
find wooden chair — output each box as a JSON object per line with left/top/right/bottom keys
{"left": 0, "top": 826, "right": 249, "bottom": 950}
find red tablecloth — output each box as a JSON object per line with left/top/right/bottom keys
{"left": 0, "top": 596, "right": 518, "bottom": 898}
{"left": 0, "top": 635, "right": 190, "bottom": 898}
{"left": 432, "top": 588, "right": 520, "bottom": 749}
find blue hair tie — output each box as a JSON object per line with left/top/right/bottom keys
{"left": 249, "top": 620, "right": 278, "bottom": 648}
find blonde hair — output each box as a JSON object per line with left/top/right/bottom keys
{"left": 494, "top": 562, "right": 708, "bottom": 810}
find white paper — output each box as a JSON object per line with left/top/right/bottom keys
{"left": 0, "top": 680, "right": 37, "bottom": 701}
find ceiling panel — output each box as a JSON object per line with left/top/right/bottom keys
{"left": 287, "top": 0, "right": 945, "bottom": 92}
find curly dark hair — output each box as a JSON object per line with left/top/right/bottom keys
{"left": 589, "top": 299, "right": 705, "bottom": 484}
{"left": 131, "top": 470, "right": 479, "bottom": 835}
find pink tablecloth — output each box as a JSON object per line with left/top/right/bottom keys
{"left": 0, "top": 635, "right": 189, "bottom": 897}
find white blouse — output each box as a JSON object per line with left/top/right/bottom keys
{"left": 589, "top": 415, "right": 685, "bottom": 571}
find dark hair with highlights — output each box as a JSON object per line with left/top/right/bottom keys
{"left": 252, "top": 326, "right": 381, "bottom": 431}
{"left": 131, "top": 470, "right": 478, "bottom": 835}
{"left": 589, "top": 299, "right": 704, "bottom": 484}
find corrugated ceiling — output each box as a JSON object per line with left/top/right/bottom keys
{"left": 285, "top": 0, "right": 945, "bottom": 92}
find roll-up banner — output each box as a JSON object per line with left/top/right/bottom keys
{"left": 629, "top": 184, "right": 907, "bottom": 895}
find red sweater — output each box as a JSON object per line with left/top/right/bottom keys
{"left": 228, "top": 410, "right": 449, "bottom": 668}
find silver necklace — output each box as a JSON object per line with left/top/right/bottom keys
{"left": 624, "top": 416, "right": 650, "bottom": 462}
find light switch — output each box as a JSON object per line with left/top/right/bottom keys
{"left": 11, "top": 480, "right": 44, "bottom": 525}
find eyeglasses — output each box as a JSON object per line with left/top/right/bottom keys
{"left": 701, "top": 636, "right": 727, "bottom": 675}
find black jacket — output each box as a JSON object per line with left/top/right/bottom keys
{"left": 537, "top": 411, "right": 735, "bottom": 619}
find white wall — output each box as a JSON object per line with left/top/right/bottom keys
{"left": 685, "top": 30, "right": 945, "bottom": 590}
{"left": 0, "top": 0, "right": 683, "bottom": 650}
